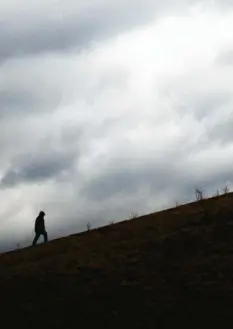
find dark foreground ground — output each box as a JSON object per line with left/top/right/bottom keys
{"left": 1, "top": 193, "right": 233, "bottom": 328}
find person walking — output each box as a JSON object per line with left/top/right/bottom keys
{"left": 32, "top": 211, "right": 48, "bottom": 246}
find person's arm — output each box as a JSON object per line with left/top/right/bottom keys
{"left": 41, "top": 218, "right": 45, "bottom": 230}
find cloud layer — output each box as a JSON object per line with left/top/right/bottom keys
{"left": 1, "top": 0, "right": 233, "bottom": 251}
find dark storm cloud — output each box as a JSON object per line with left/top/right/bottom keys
{"left": 0, "top": 0, "right": 204, "bottom": 60}
{"left": 0, "top": 1, "right": 159, "bottom": 60}
{"left": 0, "top": 150, "right": 77, "bottom": 188}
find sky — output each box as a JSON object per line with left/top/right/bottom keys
{"left": 1, "top": 0, "right": 233, "bottom": 251}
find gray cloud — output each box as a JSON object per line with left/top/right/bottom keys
{"left": 0, "top": 0, "right": 232, "bottom": 63}
{"left": 0, "top": 114, "right": 82, "bottom": 188}
{"left": 0, "top": 0, "right": 207, "bottom": 60}
{"left": 81, "top": 142, "right": 233, "bottom": 205}
{"left": 82, "top": 157, "right": 180, "bottom": 202}
{"left": 0, "top": 0, "right": 159, "bottom": 59}
{"left": 0, "top": 58, "right": 62, "bottom": 120}
{"left": 206, "top": 114, "right": 233, "bottom": 145}
{"left": 0, "top": 87, "right": 60, "bottom": 119}
{"left": 0, "top": 151, "right": 77, "bottom": 187}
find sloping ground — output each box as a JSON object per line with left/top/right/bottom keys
{"left": 1, "top": 193, "right": 233, "bottom": 328}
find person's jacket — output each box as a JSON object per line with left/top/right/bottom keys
{"left": 35, "top": 215, "right": 45, "bottom": 233}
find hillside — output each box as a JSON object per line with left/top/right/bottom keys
{"left": 1, "top": 192, "right": 233, "bottom": 328}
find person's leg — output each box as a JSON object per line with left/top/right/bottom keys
{"left": 43, "top": 231, "right": 48, "bottom": 243}
{"left": 32, "top": 232, "right": 40, "bottom": 246}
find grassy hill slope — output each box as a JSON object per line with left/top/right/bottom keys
{"left": 1, "top": 193, "right": 233, "bottom": 328}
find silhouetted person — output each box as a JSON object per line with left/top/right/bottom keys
{"left": 32, "top": 211, "right": 48, "bottom": 246}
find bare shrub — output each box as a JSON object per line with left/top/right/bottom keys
{"left": 128, "top": 212, "right": 139, "bottom": 220}
{"left": 175, "top": 201, "right": 180, "bottom": 208}
{"left": 195, "top": 188, "right": 206, "bottom": 201}
{"left": 86, "top": 222, "right": 91, "bottom": 231}
{"left": 222, "top": 185, "right": 230, "bottom": 195}
{"left": 213, "top": 189, "right": 220, "bottom": 197}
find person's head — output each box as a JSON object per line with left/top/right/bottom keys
{"left": 39, "top": 211, "right": 45, "bottom": 217}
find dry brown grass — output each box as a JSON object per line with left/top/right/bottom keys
{"left": 1, "top": 192, "right": 233, "bottom": 328}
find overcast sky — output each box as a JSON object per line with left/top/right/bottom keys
{"left": 1, "top": 0, "right": 233, "bottom": 251}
